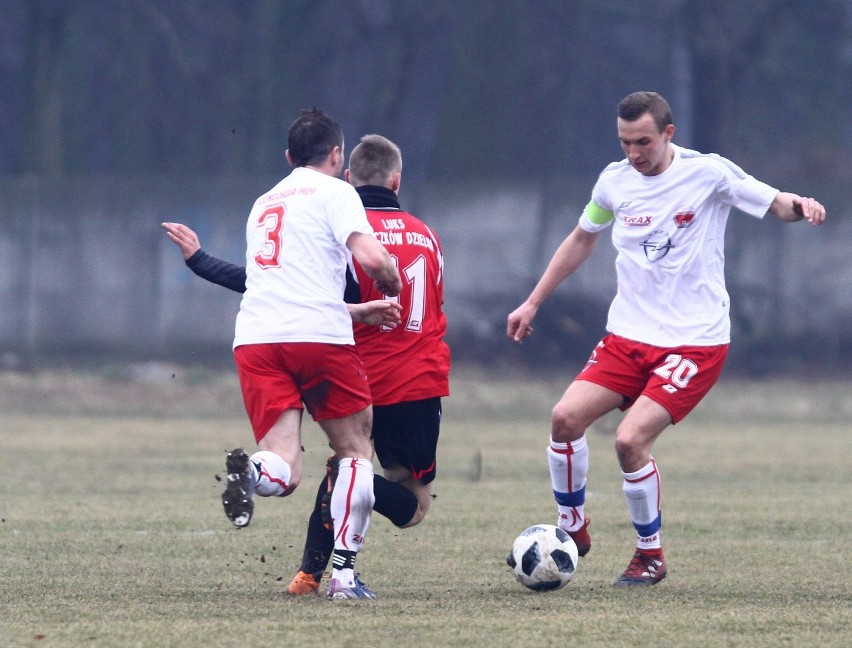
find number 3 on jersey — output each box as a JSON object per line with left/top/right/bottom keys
{"left": 382, "top": 253, "right": 426, "bottom": 333}
{"left": 254, "top": 205, "right": 285, "bottom": 268}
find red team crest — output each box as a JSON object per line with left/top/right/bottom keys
{"left": 674, "top": 207, "right": 695, "bottom": 228}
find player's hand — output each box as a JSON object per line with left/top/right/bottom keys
{"left": 793, "top": 196, "right": 826, "bottom": 226}
{"left": 507, "top": 302, "right": 537, "bottom": 343}
{"left": 349, "top": 300, "right": 403, "bottom": 327}
{"left": 162, "top": 222, "right": 202, "bottom": 260}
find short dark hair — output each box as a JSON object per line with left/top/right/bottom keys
{"left": 287, "top": 108, "right": 344, "bottom": 167}
{"left": 618, "top": 91, "right": 673, "bottom": 132}
{"left": 348, "top": 134, "right": 402, "bottom": 186}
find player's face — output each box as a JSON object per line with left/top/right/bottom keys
{"left": 618, "top": 113, "right": 674, "bottom": 176}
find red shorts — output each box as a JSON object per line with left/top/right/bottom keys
{"left": 577, "top": 334, "right": 728, "bottom": 423}
{"left": 234, "top": 342, "right": 372, "bottom": 442}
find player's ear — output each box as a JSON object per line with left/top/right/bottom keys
{"left": 285, "top": 149, "right": 294, "bottom": 167}
{"left": 389, "top": 172, "right": 401, "bottom": 193}
{"left": 664, "top": 124, "right": 675, "bottom": 142}
{"left": 344, "top": 168, "right": 351, "bottom": 183}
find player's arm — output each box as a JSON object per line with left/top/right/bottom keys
{"left": 349, "top": 300, "right": 402, "bottom": 327}
{"left": 346, "top": 231, "right": 402, "bottom": 297}
{"left": 507, "top": 225, "right": 601, "bottom": 343}
{"left": 187, "top": 251, "right": 248, "bottom": 293}
{"left": 162, "top": 222, "right": 247, "bottom": 293}
{"left": 768, "top": 192, "right": 826, "bottom": 225}
{"left": 164, "top": 221, "right": 393, "bottom": 325}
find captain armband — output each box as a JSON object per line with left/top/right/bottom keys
{"left": 579, "top": 200, "right": 614, "bottom": 232}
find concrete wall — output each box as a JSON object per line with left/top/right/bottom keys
{"left": 1, "top": 176, "right": 849, "bottom": 372}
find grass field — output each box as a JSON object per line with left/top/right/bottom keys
{"left": 1, "top": 367, "right": 850, "bottom": 647}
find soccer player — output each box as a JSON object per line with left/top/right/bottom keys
{"left": 506, "top": 91, "right": 826, "bottom": 587}
{"left": 163, "top": 134, "right": 450, "bottom": 597}
{"left": 225, "top": 109, "right": 401, "bottom": 600}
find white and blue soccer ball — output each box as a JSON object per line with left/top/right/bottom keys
{"left": 507, "top": 524, "right": 579, "bottom": 591}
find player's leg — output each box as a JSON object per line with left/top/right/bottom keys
{"left": 381, "top": 464, "right": 431, "bottom": 527}
{"left": 372, "top": 398, "right": 441, "bottom": 528}
{"left": 549, "top": 379, "right": 623, "bottom": 555}
{"left": 225, "top": 344, "right": 303, "bottom": 528}
{"left": 320, "top": 406, "right": 377, "bottom": 599}
{"left": 287, "top": 467, "right": 419, "bottom": 596}
{"left": 612, "top": 342, "right": 728, "bottom": 587}
{"left": 221, "top": 409, "right": 302, "bottom": 527}
{"left": 285, "top": 342, "right": 378, "bottom": 597}
{"left": 287, "top": 477, "right": 333, "bottom": 596}
{"left": 612, "top": 396, "right": 670, "bottom": 586}
{"left": 254, "top": 408, "right": 303, "bottom": 492}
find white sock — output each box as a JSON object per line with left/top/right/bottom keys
{"left": 249, "top": 450, "right": 291, "bottom": 497}
{"left": 622, "top": 459, "right": 662, "bottom": 550}
{"left": 331, "top": 457, "right": 375, "bottom": 553}
{"left": 548, "top": 436, "right": 588, "bottom": 532}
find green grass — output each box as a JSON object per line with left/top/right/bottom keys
{"left": 0, "top": 368, "right": 850, "bottom": 647}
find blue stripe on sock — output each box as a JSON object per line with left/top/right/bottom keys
{"left": 633, "top": 513, "right": 662, "bottom": 538}
{"left": 553, "top": 485, "right": 585, "bottom": 507}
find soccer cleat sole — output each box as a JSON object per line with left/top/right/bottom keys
{"left": 222, "top": 448, "right": 253, "bottom": 528}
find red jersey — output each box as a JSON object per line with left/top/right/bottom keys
{"left": 352, "top": 206, "right": 450, "bottom": 405}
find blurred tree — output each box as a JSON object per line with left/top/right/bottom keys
{"left": 682, "top": 0, "right": 850, "bottom": 178}
{"left": 2, "top": 0, "right": 849, "bottom": 184}
{"left": 18, "top": 0, "right": 79, "bottom": 176}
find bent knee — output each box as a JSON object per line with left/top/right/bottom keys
{"left": 398, "top": 505, "right": 427, "bottom": 529}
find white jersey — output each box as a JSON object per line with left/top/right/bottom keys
{"left": 233, "top": 167, "right": 374, "bottom": 347}
{"left": 578, "top": 144, "right": 778, "bottom": 347}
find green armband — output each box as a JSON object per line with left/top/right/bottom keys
{"left": 584, "top": 200, "right": 614, "bottom": 225}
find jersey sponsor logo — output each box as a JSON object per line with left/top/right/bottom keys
{"left": 674, "top": 207, "right": 695, "bottom": 228}
{"left": 623, "top": 214, "right": 652, "bottom": 226}
{"left": 640, "top": 230, "right": 674, "bottom": 262}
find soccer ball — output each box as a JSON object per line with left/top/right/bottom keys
{"left": 507, "top": 524, "right": 579, "bottom": 591}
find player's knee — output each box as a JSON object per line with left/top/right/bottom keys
{"left": 551, "top": 402, "right": 584, "bottom": 439}
{"left": 398, "top": 504, "right": 427, "bottom": 528}
{"left": 614, "top": 428, "right": 645, "bottom": 466}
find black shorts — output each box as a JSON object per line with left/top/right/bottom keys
{"left": 372, "top": 397, "right": 441, "bottom": 486}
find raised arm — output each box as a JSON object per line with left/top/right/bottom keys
{"left": 162, "top": 222, "right": 247, "bottom": 293}
{"left": 163, "top": 221, "right": 398, "bottom": 326}
{"left": 507, "top": 225, "right": 601, "bottom": 343}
